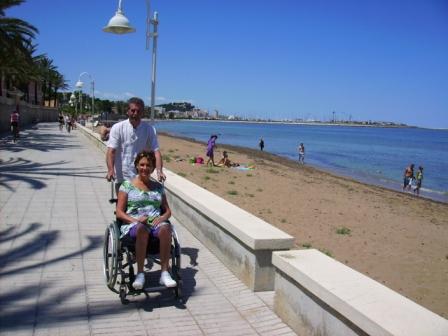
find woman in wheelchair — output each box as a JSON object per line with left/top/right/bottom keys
{"left": 116, "top": 150, "right": 177, "bottom": 290}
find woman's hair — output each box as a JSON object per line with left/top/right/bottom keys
{"left": 134, "top": 150, "right": 156, "bottom": 169}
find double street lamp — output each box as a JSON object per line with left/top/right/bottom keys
{"left": 69, "top": 92, "right": 78, "bottom": 115}
{"left": 76, "top": 72, "right": 95, "bottom": 116}
{"left": 103, "top": 0, "right": 159, "bottom": 122}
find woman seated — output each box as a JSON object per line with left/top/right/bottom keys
{"left": 217, "top": 151, "right": 239, "bottom": 167}
{"left": 116, "top": 150, "right": 177, "bottom": 290}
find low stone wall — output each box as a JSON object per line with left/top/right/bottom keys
{"left": 0, "top": 98, "right": 58, "bottom": 133}
{"left": 76, "top": 123, "right": 107, "bottom": 154}
{"left": 272, "top": 249, "right": 448, "bottom": 336}
{"left": 163, "top": 170, "right": 294, "bottom": 291}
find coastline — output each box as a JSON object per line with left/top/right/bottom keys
{"left": 158, "top": 132, "right": 448, "bottom": 318}
{"left": 157, "top": 130, "right": 447, "bottom": 204}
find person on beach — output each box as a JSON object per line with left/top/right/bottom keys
{"left": 414, "top": 166, "right": 423, "bottom": 196}
{"left": 116, "top": 150, "right": 176, "bottom": 290}
{"left": 106, "top": 97, "right": 166, "bottom": 188}
{"left": 259, "top": 138, "right": 264, "bottom": 151}
{"left": 216, "top": 151, "right": 239, "bottom": 168}
{"left": 298, "top": 143, "right": 305, "bottom": 164}
{"left": 403, "top": 163, "right": 414, "bottom": 191}
{"left": 206, "top": 135, "right": 218, "bottom": 166}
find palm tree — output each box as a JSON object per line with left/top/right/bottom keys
{"left": 0, "top": 0, "right": 38, "bottom": 96}
{"left": 52, "top": 72, "right": 68, "bottom": 107}
{"left": 1, "top": 0, "right": 67, "bottom": 107}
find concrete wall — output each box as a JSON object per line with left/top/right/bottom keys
{"left": 273, "top": 250, "right": 448, "bottom": 336}
{"left": 163, "top": 170, "right": 294, "bottom": 291}
{"left": 1, "top": 97, "right": 58, "bottom": 133}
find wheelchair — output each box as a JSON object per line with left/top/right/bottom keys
{"left": 102, "top": 183, "right": 182, "bottom": 304}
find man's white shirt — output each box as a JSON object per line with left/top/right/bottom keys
{"left": 107, "top": 119, "right": 159, "bottom": 182}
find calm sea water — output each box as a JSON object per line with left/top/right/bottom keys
{"left": 153, "top": 120, "right": 448, "bottom": 202}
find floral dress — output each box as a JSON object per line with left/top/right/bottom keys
{"left": 118, "top": 180, "right": 164, "bottom": 238}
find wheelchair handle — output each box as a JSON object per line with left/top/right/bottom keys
{"left": 109, "top": 180, "right": 117, "bottom": 204}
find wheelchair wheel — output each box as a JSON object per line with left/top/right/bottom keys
{"left": 103, "top": 222, "right": 120, "bottom": 293}
{"left": 171, "top": 235, "right": 183, "bottom": 299}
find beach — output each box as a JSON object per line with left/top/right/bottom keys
{"left": 158, "top": 132, "right": 448, "bottom": 318}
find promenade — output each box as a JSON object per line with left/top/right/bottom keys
{"left": 0, "top": 123, "right": 296, "bottom": 336}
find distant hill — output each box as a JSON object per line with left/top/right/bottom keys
{"left": 157, "top": 102, "right": 195, "bottom": 112}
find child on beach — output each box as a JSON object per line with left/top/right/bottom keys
{"left": 216, "top": 151, "right": 239, "bottom": 167}
{"left": 403, "top": 164, "right": 414, "bottom": 192}
{"left": 298, "top": 143, "right": 305, "bottom": 164}
{"left": 414, "top": 166, "right": 423, "bottom": 196}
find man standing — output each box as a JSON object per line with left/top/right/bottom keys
{"left": 259, "top": 137, "right": 264, "bottom": 151}
{"left": 298, "top": 143, "right": 305, "bottom": 164}
{"left": 106, "top": 97, "right": 165, "bottom": 186}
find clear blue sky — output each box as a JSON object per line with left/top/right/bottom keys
{"left": 8, "top": 0, "right": 448, "bottom": 128}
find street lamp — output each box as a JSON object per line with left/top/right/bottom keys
{"left": 70, "top": 92, "right": 77, "bottom": 115}
{"left": 103, "top": 0, "right": 159, "bottom": 122}
{"left": 76, "top": 72, "right": 95, "bottom": 116}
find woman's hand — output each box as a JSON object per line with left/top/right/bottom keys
{"left": 152, "top": 216, "right": 164, "bottom": 227}
{"left": 137, "top": 216, "right": 149, "bottom": 225}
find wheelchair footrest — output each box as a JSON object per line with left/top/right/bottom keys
{"left": 143, "top": 285, "right": 172, "bottom": 293}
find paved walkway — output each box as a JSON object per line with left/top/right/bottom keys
{"left": 0, "top": 123, "right": 296, "bottom": 336}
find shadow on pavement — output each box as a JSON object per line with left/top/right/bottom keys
{"left": 0, "top": 222, "right": 104, "bottom": 331}
{"left": 0, "top": 123, "right": 79, "bottom": 154}
{"left": 0, "top": 157, "right": 105, "bottom": 191}
{"left": 0, "top": 223, "right": 42, "bottom": 244}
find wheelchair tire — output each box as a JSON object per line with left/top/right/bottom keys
{"left": 103, "top": 222, "right": 120, "bottom": 293}
{"left": 171, "top": 236, "right": 183, "bottom": 299}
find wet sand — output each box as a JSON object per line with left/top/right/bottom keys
{"left": 158, "top": 132, "right": 448, "bottom": 318}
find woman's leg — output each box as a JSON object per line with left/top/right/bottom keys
{"left": 158, "top": 225, "right": 172, "bottom": 271}
{"left": 135, "top": 224, "right": 149, "bottom": 273}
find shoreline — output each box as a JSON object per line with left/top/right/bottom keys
{"left": 158, "top": 131, "right": 447, "bottom": 205}
{"left": 154, "top": 118, "right": 417, "bottom": 129}
{"left": 158, "top": 131, "right": 448, "bottom": 318}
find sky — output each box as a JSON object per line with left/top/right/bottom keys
{"left": 7, "top": 0, "right": 448, "bottom": 128}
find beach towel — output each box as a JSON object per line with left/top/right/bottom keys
{"left": 232, "top": 165, "right": 255, "bottom": 171}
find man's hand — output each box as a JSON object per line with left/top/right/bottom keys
{"left": 157, "top": 169, "right": 166, "bottom": 182}
{"left": 106, "top": 170, "right": 115, "bottom": 182}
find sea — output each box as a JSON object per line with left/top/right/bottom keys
{"left": 153, "top": 120, "right": 448, "bottom": 203}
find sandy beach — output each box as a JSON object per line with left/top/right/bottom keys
{"left": 157, "top": 132, "right": 448, "bottom": 318}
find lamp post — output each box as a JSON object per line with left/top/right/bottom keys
{"left": 76, "top": 72, "right": 95, "bottom": 116}
{"left": 103, "top": 0, "right": 159, "bottom": 123}
{"left": 70, "top": 92, "right": 77, "bottom": 115}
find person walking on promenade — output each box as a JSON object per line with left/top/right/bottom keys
{"left": 414, "top": 166, "right": 423, "bottom": 196}
{"left": 259, "top": 137, "right": 264, "bottom": 151}
{"left": 206, "top": 134, "right": 218, "bottom": 166}
{"left": 298, "top": 143, "right": 305, "bottom": 164}
{"left": 403, "top": 163, "right": 414, "bottom": 192}
{"left": 10, "top": 109, "right": 20, "bottom": 142}
{"left": 106, "top": 97, "right": 166, "bottom": 188}
{"left": 58, "top": 113, "right": 64, "bottom": 131}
